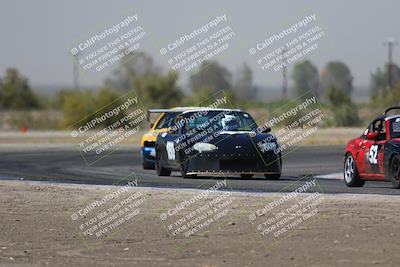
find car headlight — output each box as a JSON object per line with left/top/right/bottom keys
{"left": 193, "top": 142, "right": 218, "bottom": 152}
{"left": 258, "top": 141, "right": 277, "bottom": 152}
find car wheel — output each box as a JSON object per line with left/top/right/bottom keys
{"left": 344, "top": 153, "right": 365, "bottom": 187}
{"left": 155, "top": 150, "right": 171, "bottom": 176}
{"left": 180, "top": 160, "right": 196, "bottom": 178}
{"left": 142, "top": 161, "right": 155, "bottom": 170}
{"left": 264, "top": 173, "right": 281, "bottom": 180}
{"left": 390, "top": 155, "right": 400, "bottom": 189}
{"left": 240, "top": 174, "right": 254, "bottom": 179}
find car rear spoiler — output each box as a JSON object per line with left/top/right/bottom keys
{"left": 384, "top": 106, "right": 400, "bottom": 115}
{"left": 147, "top": 109, "right": 177, "bottom": 122}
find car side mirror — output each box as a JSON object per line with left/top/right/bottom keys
{"left": 150, "top": 122, "right": 154, "bottom": 128}
{"left": 262, "top": 127, "right": 271, "bottom": 133}
{"left": 168, "top": 125, "right": 179, "bottom": 135}
{"left": 367, "top": 132, "right": 378, "bottom": 140}
{"left": 257, "top": 126, "right": 271, "bottom": 134}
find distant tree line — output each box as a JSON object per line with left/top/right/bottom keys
{"left": 291, "top": 59, "right": 359, "bottom": 126}
{"left": 56, "top": 52, "right": 257, "bottom": 128}
{"left": 3, "top": 50, "right": 399, "bottom": 129}
{"left": 0, "top": 68, "right": 39, "bottom": 110}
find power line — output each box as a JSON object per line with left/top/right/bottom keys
{"left": 73, "top": 54, "right": 80, "bottom": 90}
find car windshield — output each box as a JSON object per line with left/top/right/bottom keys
{"left": 155, "top": 112, "right": 179, "bottom": 129}
{"left": 184, "top": 110, "right": 257, "bottom": 132}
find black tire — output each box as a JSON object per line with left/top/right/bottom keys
{"left": 240, "top": 174, "right": 254, "bottom": 179}
{"left": 390, "top": 155, "right": 400, "bottom": 189}
{"left": 264, "top": 154, "right": 282, "bottom": 180}
{"left": 180, "top": 160, "right": 196, "bottom": 178}
{"left": 155, "top": 150, "right": 171, "bottom": 176}
{"left": 343, "top": 153, "right": 365, "bottom": 187}
{"left": 142, "top": 161, "right": 155, "bottom": 170}
{"left": 264, "top": 173, "right": 281, "bottom": 180}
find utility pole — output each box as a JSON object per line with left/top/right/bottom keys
{"left": 73, "top": 54, "right": 79, "bottom": 90}
{"left": 383, "top": 38, "right": 398, "bottom": 90}
{"left": 281, "top": 47, "right": 288, "bottom": 98}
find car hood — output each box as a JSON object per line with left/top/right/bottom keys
{"left": 201, "top": 131, "right": 277, "bottom": 149}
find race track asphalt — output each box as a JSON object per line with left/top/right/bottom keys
{"left": 1, "top": 145, "right": 400, "bottom": 195}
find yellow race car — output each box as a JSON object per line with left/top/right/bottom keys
{"left": 140, "top": 107, "right": 196, "bottom": 169}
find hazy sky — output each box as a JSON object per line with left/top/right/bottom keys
{"left": 1, "top": 0, "right": 399, "bottom": 90}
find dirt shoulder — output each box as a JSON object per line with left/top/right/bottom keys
{"left": 0, "top": 128, "right": 363, "bottom": 146}
{"left": 0, "top": 180, "right": 399, "bottom": 267}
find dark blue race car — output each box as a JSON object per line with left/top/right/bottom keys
{"left": 155, "top": 108, "right": 282, "bottom": 179}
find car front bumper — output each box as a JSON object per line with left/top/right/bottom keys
{"left": 184, "top": 151, "right": 281, "bottom": 174}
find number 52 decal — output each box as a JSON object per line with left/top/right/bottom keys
{"left": 368, "top": 145, "right": 379, "bottom": 164}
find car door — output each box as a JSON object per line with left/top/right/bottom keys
{"left": 361, "top": 119, "right": 386, "bottom": 178}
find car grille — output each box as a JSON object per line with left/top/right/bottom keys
{"left": 219, "top": 159, "right": 258, "bottom": 172}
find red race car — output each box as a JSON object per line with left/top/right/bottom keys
{"left": 344, "top": 106, "right": 400, "bottom": 188}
